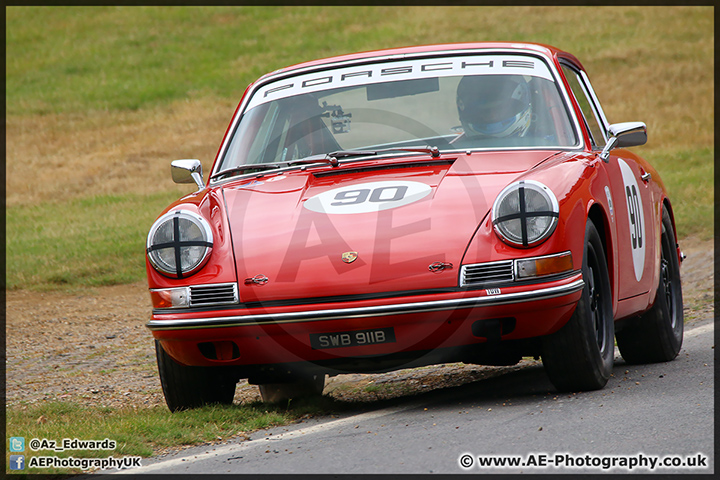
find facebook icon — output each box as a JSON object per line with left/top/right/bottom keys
{"left": 10, "top": 455, "right": 25, "bottom": 470}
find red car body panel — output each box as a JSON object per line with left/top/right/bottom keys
{"left": 145, "top": 42, "right": 678, "bottom": 377}
{"left": 222, "top": 150, "right": 555, "bottom": 302}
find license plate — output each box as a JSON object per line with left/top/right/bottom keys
{"left": 310, "top": 327, "right": 396, "bottom": 350}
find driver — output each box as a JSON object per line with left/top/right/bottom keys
{"left": 456, "top": 75, "right": 532, "bottom": 140}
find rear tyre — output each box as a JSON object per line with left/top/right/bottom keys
{"left": 541, "top": 219, "right": 614, "bottom": 392}
{"left": 258, "top": 374, "right": 326, "bottom": 404}
{"left": 155, "top": 340, "right": 237, "bottom": 412}
{"left": 616, "top": 207, "right": 683, "bottom": 364}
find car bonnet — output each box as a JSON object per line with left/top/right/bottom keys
{"left": 221, "top": 150, "right": 558, "bottom": 303}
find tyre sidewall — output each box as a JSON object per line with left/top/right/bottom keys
{"left": 582, "top": 221, "right": 615, "bottom": 378}
{"left": 156, "top": 340, "right": 236, "bottom": 411}
{"left": 660, "top": 208, "right": 684, "bottom": 351}
{"left": 615, "top": 207, "right": 684, "bottom": 364}
{"left": 541, "top": 219, "right": 614, "bottom": 391}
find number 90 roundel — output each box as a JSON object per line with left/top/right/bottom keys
{"left": 618, "top": 158, "right": 646, "bottom": 282}
{"left": 304, "top": 180, "right": 432, "bottom": 214}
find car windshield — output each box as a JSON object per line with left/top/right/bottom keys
{"left": 217, "top": 54, "right": 579, "bottom": 173}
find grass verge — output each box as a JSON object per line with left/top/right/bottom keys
{"left": 6, "top": 191, "right": 180, "bottom": 291}
{"left": 642, "top": 146, "right": 714, "bottom": 241}
{"left": 5, "top": 398, "right": 351, "bottom": 475}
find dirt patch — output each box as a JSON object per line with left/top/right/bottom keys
{"left": 5, "top": 236, "right": 713, "bottom": 410}
{"left": 5, "top": 99, "right": 233, "bottom": 208}
{"left": 5, "top": 284, "right": 166, "bottom": 409}
{"left": 675, "top": 235, "right": 715, "bottom": 320}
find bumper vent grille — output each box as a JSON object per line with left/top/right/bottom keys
{"left": 461, "top": 260, "right": 514, "bottom": 287}
{"left": 190, "top": 283, "right": 238, "bottom": 307}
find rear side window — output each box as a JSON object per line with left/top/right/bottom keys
{"left": 561, "top": 64, "right": 607, "bottom": 148}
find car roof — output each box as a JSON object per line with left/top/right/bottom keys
{"left": 258, "top": 42, "right": 584, "bottom": 82}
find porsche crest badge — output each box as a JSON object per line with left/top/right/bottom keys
{"left": 341, "top": 251, "right": 358, "bottom": 264}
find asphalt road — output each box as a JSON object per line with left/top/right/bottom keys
{"left": 120, "top": 317, "right": 714, "bottom": 475}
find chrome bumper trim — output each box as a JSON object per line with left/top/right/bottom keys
{"left": 146, "top": 278, "right": 584, "bottom": 331}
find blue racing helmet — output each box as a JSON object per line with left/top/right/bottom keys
{"left": 456, "top": 75, "right": 532, "bottom": 139}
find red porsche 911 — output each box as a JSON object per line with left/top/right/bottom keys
{"left": 145, "top": 42, "right": 684, "bottom": 410}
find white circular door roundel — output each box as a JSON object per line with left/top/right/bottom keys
{"left": 304, "top": 180, "right": 432, "bottom": 214}
{"left": 618, "top": 159, "right": 646, "bottom": 282}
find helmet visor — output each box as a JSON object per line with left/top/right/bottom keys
{"left": 466, "top": 111, "right": 521, "bottom": 136}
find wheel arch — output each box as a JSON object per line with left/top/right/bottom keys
{"left": 661, "top": 197, "right": 680, "bottom": 244}
{"left": 587, "top": 201, "right": 616, "bottom": 308}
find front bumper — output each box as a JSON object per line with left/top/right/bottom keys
{"left": 148, "top": 277, "right": 583, "bottom": 330}
{"left": 149, "top": 274, "right": 583, "bottom": 369}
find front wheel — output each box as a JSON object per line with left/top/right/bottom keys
{"left": 541, "top": 219, "right": 614, "bottom": 392}
{"left": 616, "top": 207, "right": 683, "bottom": 364}
{"left": 155, "top": 340, "right": 237, "bottom": 412}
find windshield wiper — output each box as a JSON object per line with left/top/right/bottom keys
{"left": 286, "top": 154, "right": 348, "bottom": 168}
{"left": 212, "top": 145, "right": 441, "bottom": 180}
{"left": 291, "top": 145, "right": 441, "bottom": 167}
{"left": 373, "top": 145, "right": 441, "bottom": 158}
{"left": 211, "top": 156, "right": 342, "bottom": 180}
{"left": 211, "top": 163, "right": 286, "bottom": 180}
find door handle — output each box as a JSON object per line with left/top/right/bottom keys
{"left": 641, "top": 172, "right": 652, "bottom": 183}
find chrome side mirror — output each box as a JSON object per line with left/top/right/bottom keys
{"left": 171, "top": 159, "right": 204, "bottom": 191}
{"left": 599, "top": 122, "right": 647, "bottom": 162}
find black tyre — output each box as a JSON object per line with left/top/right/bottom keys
{"left": 155, "top": 340, "right": 237, "bottom": 412}
{"left": 258, "top": 374, "right": 326, "bottom": 404}
{"left": 616, "top": 207, "right": 683, "bottom": 364}
{"left": 541, "top": 219, "right": 614, "bottom": 392}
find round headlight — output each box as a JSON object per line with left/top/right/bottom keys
{"left": 147, "top": 210, "right": 213, "bottom": 278}
{"left": 491, "top": 180, "right": 559, "bottom": 248}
